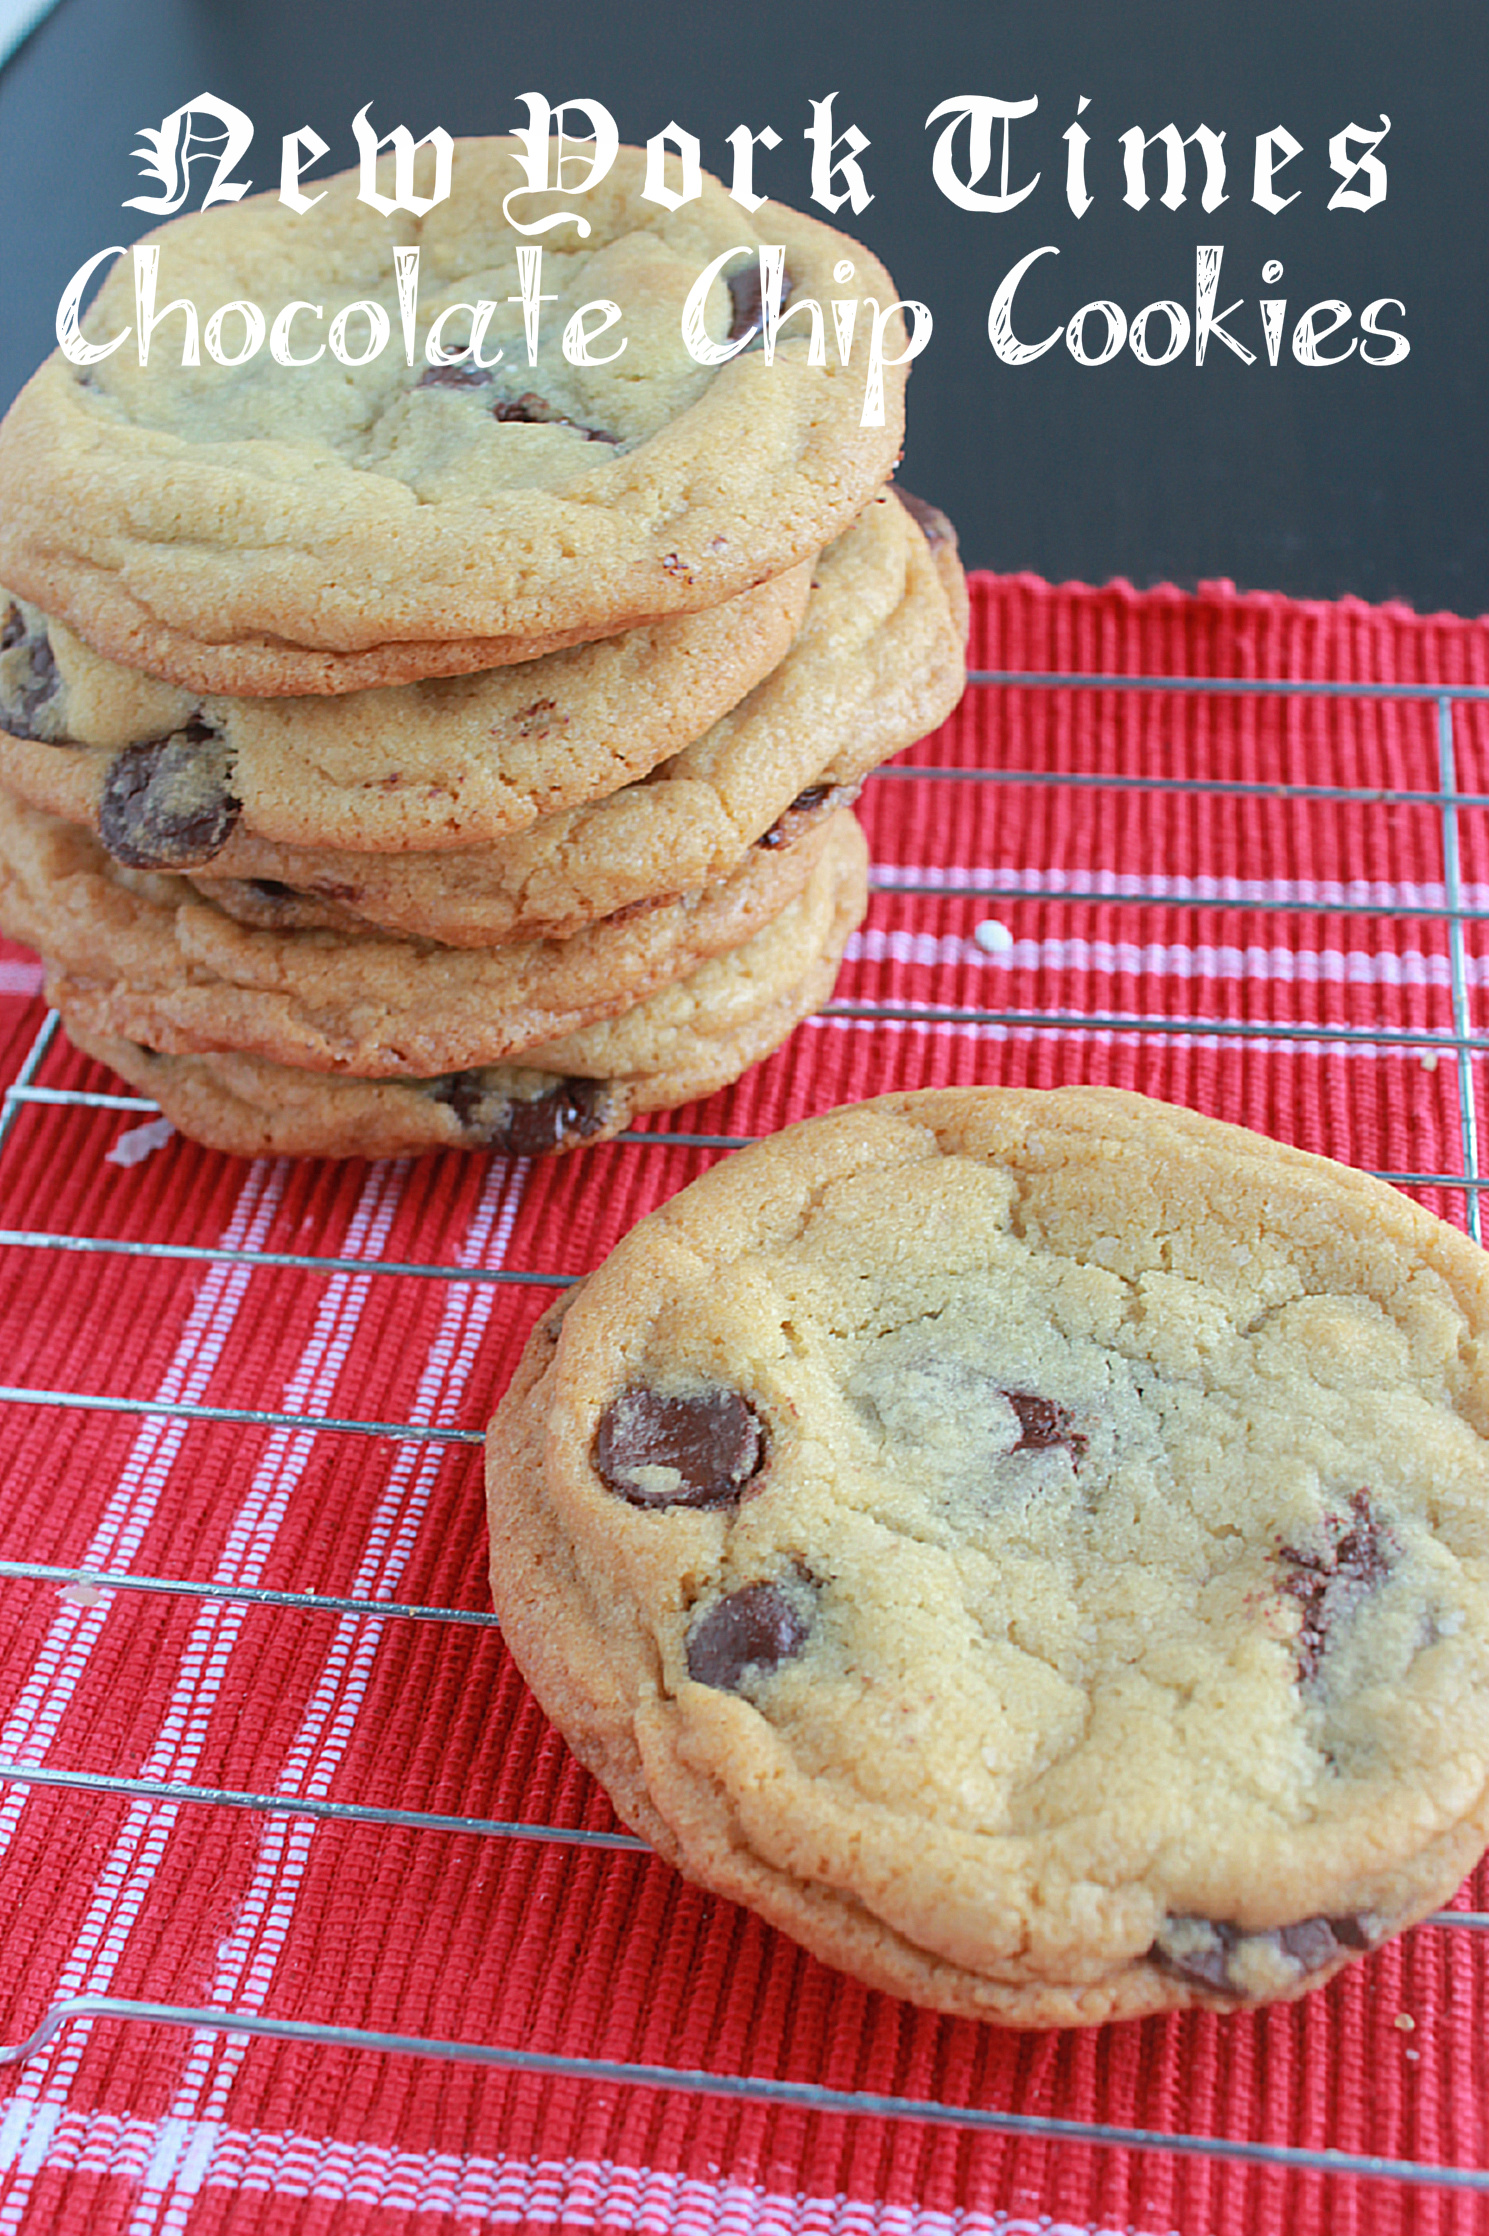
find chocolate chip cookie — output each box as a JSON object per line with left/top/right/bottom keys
{"left": 486, "top": 1087, "right": 1489, "bottom": 2025}
{"left": 58, "top": 820, "right": 866, "bottom": 1158}
{"left": 0, "top": 560, "right": 812, "bottom": 858}
{"left": 0, "top": 789, "right": 855, "bottom": 1076}
{"left": 0, "top": 142, "right": 909, "bottom": 692}
{"left": 173, "top": 488, "right": 964, "bottom": 945}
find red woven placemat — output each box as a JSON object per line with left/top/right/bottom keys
{"left": 0, "top": 571, "right": 1485, "bottom": 2236}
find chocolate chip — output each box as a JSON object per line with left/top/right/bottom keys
{"left": 755, "top": 781, "right": 861, "bottom": 850}
{"left": 420, "top": 365, "right": 618, "bottom": 441}
{"left": 1280, "top": 1490, "right": 1396, "bottom": 1685}
{"left": 98, "top": 724, "right": 241, "bottom": 869}
{"left": 1151, "top": 1911, "right": 1371, "bottom": 1996}
{"left": 429, "top": 1072, "right": 611, "bottom": 1157}
{"left": 1152, "top": 1915, "right": 1240, "bottom": 1991}
{"left": 0, "top": 623, "right": 60, "bottom": 741}
{"left": 593, "top": 1386, "right": 766, "bottom": 1511}
{"left": 247, "top": 879, "right": 296, "bottom": 902}
{"left": 727, "top": 266, "right": 765, "bottom": 345}
{"left": 1006, "top": 1392, "right": 1088, "bottom": 1464}
{"left": 491, "top": 391, "right": 619, "bottom": 445}
{"left": 686, "top": 1579, "right": 813, "bottom": 1690}
{"left": 428, "top": 1072, "right": 495, "bottom": 1133}
{"left": 1277, "top": 1916, "right": 1361, "bottom": 1971}
{"left": 417, "top": 359, "right": 493, "bottom": 389}
{"left": 725, "top": 264, "right": 793, "bottom": 349}
{"left": 891, "top": 487, "right": 957, "bottom": 552}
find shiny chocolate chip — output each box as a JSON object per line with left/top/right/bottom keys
{"left": 98, "top": 724, "right": 241, "bottom": 868}
{"left": 756, "top": 781, "right": 860, "bottom": 851}
{"left": 686, "top": 1578, "right": 813, "bottom": 1690}
{"left": 1151, "top": 1911, "right": 1370, "bottom": 1995}
{"left": 891, "top": 486, "right": 957, "bottom": 552}
{"left": 1280, "top": 1489, "right": 1396, "bottom": 1685}
{"left": 594, "top": 1386, "right": 766, "bottom": 1511}
{"left": 1006, "top": 1392, "right": 1088, "bottom": 1464}
{"left": 429, "top": 1072, "right": 611, "bottom": 1157}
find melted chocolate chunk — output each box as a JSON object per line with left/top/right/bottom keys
{"left": 891, "top": 486, "right": 957, "bottom": 552}
{"left": 430, "top": 1072, "right": 610, "bottom": 1157}
{"left": 0, "top": 623, "right": 60, "bottom": 741}
{"left": 725, "top": 263, "right": 793, "bottom": 349}
{"left": 726, "top": 265, "right": 765, "bottom": 345}
{"left": 756, "top": 782, "right": 861, "bottom": 850}
{"left": 420, "top": 363, "right": 618, "bottom": 441}
{"left": 594, "top": 1386, "right": 766, "bottom": 1511}
{"left": 686, "top": 1579, "right": 813, "bottom": 1690}
{"left": 1151, "top": 1911, "right": 1371, "bottom": 1995}
{"left": 417, "top": 358, "right": 494, "bottom": 389}
{"left": 491, "top": 391, "right": 620, "bottom": 444}
{"left": 1006, "top": 1392, "right": 1088, "bottom": 1463}
{"left": 98, "top": 724, "right": 241, "bottom": 868}
{"left": 1280, "top": 1489, "right": 1396, "bottom": 1684}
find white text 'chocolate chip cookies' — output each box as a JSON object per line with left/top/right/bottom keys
{"left": 0, "top": 138, "right": 968, "bottom": 1161}
{"left": 486, "top": 1088, "right": 1489, "bottom": 2027}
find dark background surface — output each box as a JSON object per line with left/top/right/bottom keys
{"left": 1, "top": 0, "right": 1484, "bottom": 614}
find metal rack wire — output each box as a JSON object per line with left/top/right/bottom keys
{"left": 0, "top": 662, "right": 1487, "bottom": 2213}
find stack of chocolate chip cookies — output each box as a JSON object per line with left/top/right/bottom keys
{"left": 0, "top": 141, "right": 966, "bottom": 1158}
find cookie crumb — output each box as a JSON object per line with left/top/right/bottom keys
{"left": 107, "top": 1116, "right": 175, "bottom": 1168}
{"left": 974, "top": 918, "right": 1014, "bottom": 953}
{"left": 1395, "top": 2012, "right": 1416, "bottom": 2031}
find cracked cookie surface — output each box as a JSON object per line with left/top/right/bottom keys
{"left": 486, "top": 1086, "right": 1489, "bottom": 2025}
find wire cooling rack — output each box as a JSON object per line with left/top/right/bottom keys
{"left": 0, "top": 647, "right": 1487, "bottom": 2228}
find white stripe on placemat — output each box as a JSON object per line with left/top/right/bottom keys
{"left": 131, "top": 1154, "right": 532, "bottom": 2236}
{"left": 847, "top": 929, "right": 1486, "bottom": 985}
{"left": 871, "top": 864, "right": 1480, "bottom": 911}
{"left": 0, "top": 2112, "right": 1172, "bottom": 2236}
{"left": 0, "top": 1161, "right": 409, "bottom": 2231}
{"left": 0, "top": 1160, "right": 286, "bottom": 1859}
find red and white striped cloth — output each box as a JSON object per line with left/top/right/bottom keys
{"left": 0, "top": 571, "right": 1484, "bottom": 2236}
